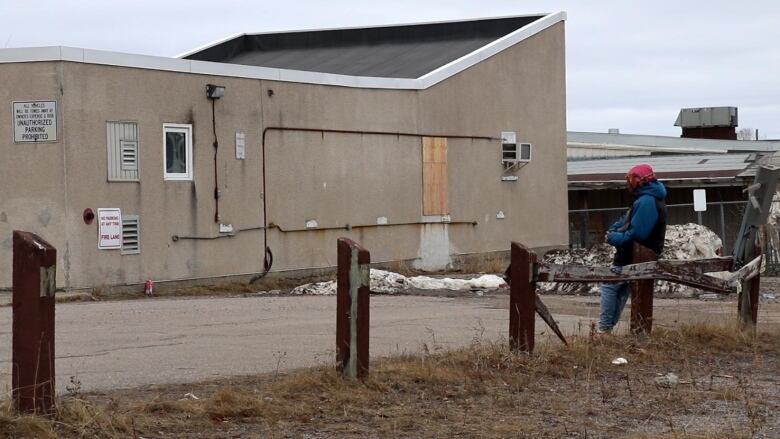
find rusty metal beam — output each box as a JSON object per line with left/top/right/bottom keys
{"left": 12, "top": 231, "right": 56, "bottom": 415}
{"left": 537, "top": 260, "right": 738, "bottom": 295}
{"left": 336, "top": 238, "right": 370, "bottom": 379}
{"left": 653, "top": 257, "right": 733, "bottom": 273}
{"left": 504, "top": 263, "right": 567, "bottom": 346}
{"left": 535, "top": 296, "right": 567, "bottom": 345}
{"left": 730, "top": 254, "right": 762, "bottom": 284}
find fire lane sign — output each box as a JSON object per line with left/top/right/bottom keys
{"left": 13, "top": 100, "right": 58, "bottom": 143}
{"left": 98, "top": 208, "right": 122, "bottom": 249}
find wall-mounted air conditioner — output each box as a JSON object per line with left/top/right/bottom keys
{"left": 501, "top": 131, "right": 532, "bottom": 169}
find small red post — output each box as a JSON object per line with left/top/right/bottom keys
{"left": 630, "top": 243, "right": 657, "bottom": 335}
{"left": 336, "top": 238, "right": 370, "bottom": 379}
{"left": 509, "top": 242, "right": 536, "bottom": 353}
{"left": 12, "top": 231, "right": 57, "bottom": 415}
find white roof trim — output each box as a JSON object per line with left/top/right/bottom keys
{"left": 176, "top": 32, "right": 245, "bottom": 59}
{"left": 0, "top": 12, "right": 565, "bottom": 90}
{"left": 419, "top": 11, "right": 566, "bottom": 88}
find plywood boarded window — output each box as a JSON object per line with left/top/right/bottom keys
{"left": 422, "top": 137, "right": 448, "bottom": 215}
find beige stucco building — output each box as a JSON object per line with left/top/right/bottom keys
{"left": 0, "top": 13, "right": 568, "bottom": 290}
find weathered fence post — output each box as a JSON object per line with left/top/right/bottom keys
{"left": 738, "top": 229, "right": 761, "bottom": 329}
{"left": 509, "top": 242, "right": 536, "bottom": 353}
{"left": 336, "top": 238, "right": 370, "bottom": 379}
{"left": 12, "top": 231, "right": 57, "bottom": 415}
{"left": 630, "top": 243, "right": 657, "bottom": 335}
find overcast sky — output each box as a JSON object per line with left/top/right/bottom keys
{"left": 1, "top": 0, "right": 778, "bottom": 138}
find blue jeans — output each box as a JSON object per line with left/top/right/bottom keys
{"left": 599, "top": 267, "right": 630, "bottom": 332}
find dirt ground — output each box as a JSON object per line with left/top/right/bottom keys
{"left": 3, "top": 321, "right": 778, "bottom": 439}
{"left": 1, "top": 278, "right": 779, "bottom": 438}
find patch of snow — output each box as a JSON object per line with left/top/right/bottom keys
{"left": 288, "top": 269, "right": 506, "bottom": 296}
{"left": 407, "top": 274, "right": 505, "bottom": 291}
{"left": 290, "top": 281, "right": 335, "bottom": 296}
{"left": 370, "top": 269, "right": 409, "bottom": 294}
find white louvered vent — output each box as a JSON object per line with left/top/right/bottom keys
{"left": 107, "top": 121, "right": 139, "bottom": 181}
{"left": 120, "top": 140, "right": 138, "bottom": 171}
{"left": 121, "top": 215, "right": 140, "bottom": 255}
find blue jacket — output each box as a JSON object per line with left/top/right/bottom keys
{"left": 607, "top": 180, "right": 667, "bottom": 248}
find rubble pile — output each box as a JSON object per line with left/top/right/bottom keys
{"left": 290, "top": 269, "right": 506, "bottom": 296}
{"left": 540, "top": 223, "right": 723, "bottom": 297}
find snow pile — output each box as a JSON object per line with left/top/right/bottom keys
{"left": 540, "top": 223, "right": 723, "bottom": 297}
{"left": 662, "top": 223, "right": 722, "bottom": 260}
{"left": 290, "top": 269, "right": 506, "bottom": 296}
{"left": 290, "top": 281, "right": 337, "bottom": 296}
{"left": 407, "top": 274, "right": 506, "bottom": 291}
{"left": 370, "top": 270, "right": 410, "bottom": 294}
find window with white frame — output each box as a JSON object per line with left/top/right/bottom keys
{"left": 163, "top": 123, "right": 193, "bottom": 180}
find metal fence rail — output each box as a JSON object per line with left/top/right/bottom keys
{"left": 568, "top": 199, "right": 780, "bottom": 274}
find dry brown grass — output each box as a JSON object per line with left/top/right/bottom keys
{"left": 457, "top": 253, "right": 508, "bottom": 275}
{"left": 2, "top": 323, "right": 778, "bottom": 438}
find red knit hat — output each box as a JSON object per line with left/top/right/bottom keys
{"left": 626, "top": 164, "right": 656, "bottom": 190}
{"left": 627, "top": 164, "right": 655, "bottom": 182}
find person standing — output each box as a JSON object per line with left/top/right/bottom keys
{"left": 597, "top": 164, "right": 667, "bottom": 335}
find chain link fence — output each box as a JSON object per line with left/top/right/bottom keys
{"left": 568, "top": 201, "right": 746, "bottom": 255}
{"left": 569, "top": 196, "right": 780, "bottom": 275}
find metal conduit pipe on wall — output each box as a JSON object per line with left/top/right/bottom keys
{"left": 248, "top": 126, "right": 500, "bottom": 283}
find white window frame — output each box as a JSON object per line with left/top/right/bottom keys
{"left": 163, "top": 123, "right": 193, "bottom": 181}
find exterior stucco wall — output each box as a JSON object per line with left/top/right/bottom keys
{"left": 261, "top": 21, "right": 568, "bottom": 271}
{"left": 0, "top": 22, "right": 566, "bottom": 289}
{"left": 57, "top": 65, "right": 267, "bottom": 288}
{"left": 0, "top": 62, "right": 68, "bottom": 288}
{"left": 424, "top": 21, "right": 568, "bottom": 254}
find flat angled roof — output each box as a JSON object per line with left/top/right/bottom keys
{"left": 182, "top": 15, "right": 545, "bottom": 79}
{"left": 0, "top": 12, "right": 564, "bottom": 90}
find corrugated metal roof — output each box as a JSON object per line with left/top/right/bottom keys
{"left": 568, "top": 131, "right": 780, "bottom": 153}
{"left": 183, "top": 15, "right": 545, "bottom": 79}
{"left": 568, "top": 153, "right": 752, "bottom": 176}
{"left": 567, "top": 153, "right": 762, "bottom": 186}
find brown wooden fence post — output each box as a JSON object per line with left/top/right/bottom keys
{"left": 12, "top": 231, "right": 57, "bottom": 415}
{"left": 336, "top": 238, "right": 370, "bottom": 379}
{"left": 509, "top": 242, "right": 536, "bottom": 353}
{"left": 630, "top": 243, "right": 657, "bottom": 335}
{"left": 738, "top": 229, "right": 761, "bottom": 329}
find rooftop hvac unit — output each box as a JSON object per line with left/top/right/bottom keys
{"left": 501, "top": 131, "right": 531, "bottom": 169}
{"left": 674, "top": 107, "right": 738, "bottom": 128}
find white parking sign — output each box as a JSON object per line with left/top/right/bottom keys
{"left": 13, "top": 100, "right": 58, "bottom": 143}
{"left": 98, "top": 208, "right": 122, "bottom": 249}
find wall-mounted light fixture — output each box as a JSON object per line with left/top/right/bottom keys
{"left": 206, "top": 84, "right": 226, "bottom": 100}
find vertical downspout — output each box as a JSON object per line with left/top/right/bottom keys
{"left": 250, "top": 82, "right": 273, "bottom": 283}
{"left": 211, "top": 98, "right": 220, "bottom": 223}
